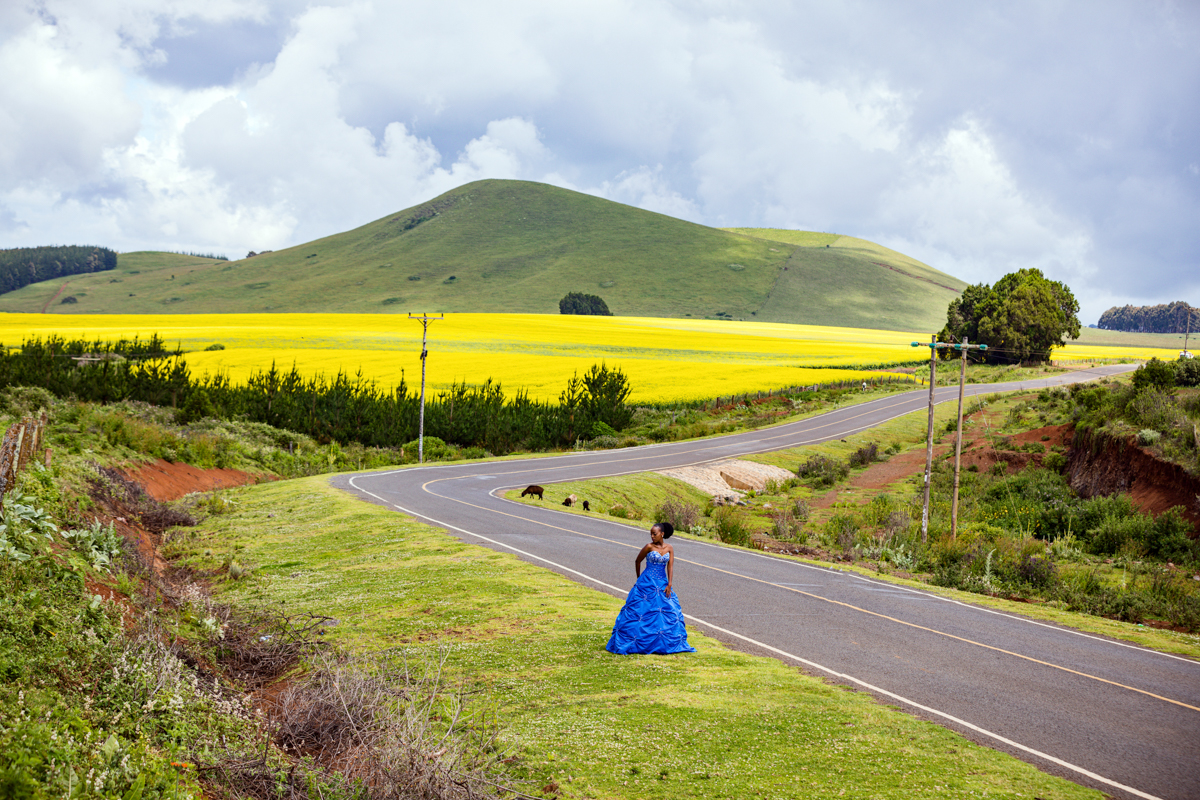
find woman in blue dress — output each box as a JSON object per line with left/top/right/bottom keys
{"left": 606, "top": 522, "right": 696, "bottom": 655}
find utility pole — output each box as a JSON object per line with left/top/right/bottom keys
{"left": 409, "top": 312, "right": 443, "bottom": 463}
{"left": 1184, "top": 304, "right": 1193, "bottom": 357}
{"left": 914, "top": 335, "right": 941, "bottom": 543}
{"left": 911, "top": 336, "right": 987, "bottom": 542}
{"left": 949, "top": 337, "right": 987, "bottom": 540}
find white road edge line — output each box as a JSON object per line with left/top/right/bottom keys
{"left": 347, "top": 475, "right": 1161, "bottom": 800}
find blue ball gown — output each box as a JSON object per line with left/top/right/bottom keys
{"left": 606, "top": 549, "right": 696, "bottom": 654}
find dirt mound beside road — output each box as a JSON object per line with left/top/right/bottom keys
{"left": 119, "top": 458, "right": 266, "bottom": 502}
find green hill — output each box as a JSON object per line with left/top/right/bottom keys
{"left": 0, "top": 180, "right": 966, "bottom": 331}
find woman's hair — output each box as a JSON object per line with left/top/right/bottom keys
{"left": 653, "top": 522, "right": 675, "bottom": 539}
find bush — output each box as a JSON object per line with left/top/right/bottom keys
{"left": 823, "top": 513, "right": 860, "bottom": 555}
{"left": 559, "top": 292, "right": 612, "bottom": 316}
{"left": 797, "top": 454, "right": 849, "bottom": 487}
{"left": 712, "top": 507, "right": 753, "bottom": 547}
{"left": 1132, "top": 358, "right": 1176, "bottom": 391}
{"left": 1144, "top": 507, "right": 1195, "bottom": 562}
{"left": 657, "top": 499, "right": 700, "bottom": 532}
{"left": 1043, "top": 451, "right": 1068, "bottom": 472}
{"left": 769, "top": 509, "right": 802, "bottom": 540}
{"left": 1137, "top": 428, "right": 1162, "bottom": 446}
{"left": 1176, "top": 356, "right": 1200, "bottom": 387}
{"left": 1016, "top": 554, "right": 1057, "bottom": 589}
{"left": 848, "top": 442, "right": 879, "bottom": 468}
{"left": 591, "top": 420, "right": 618, "bottom": 438}
{"left": 1089, "top": 514, "right": 1153, "bottom": 556}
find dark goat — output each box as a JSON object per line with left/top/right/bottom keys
{"left": 520, "top": 485, "right": 544, "bottom": 500}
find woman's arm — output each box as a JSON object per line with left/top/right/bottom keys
{"left": 634, "top": 544, "right": 651, "bottom": 578}
{"left": 665, "top": 545, "right": 675, "bottom": 597}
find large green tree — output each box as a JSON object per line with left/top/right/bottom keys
{"left": 939, "top": 268, "right": 1080, "bottom": 364}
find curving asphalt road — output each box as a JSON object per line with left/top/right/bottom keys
{"left": 336, "top": 364, "right": 1200, "bottom": 800}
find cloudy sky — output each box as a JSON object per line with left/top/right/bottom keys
{"left": 1, "top": 0, "right": 1197, "bottom": 323}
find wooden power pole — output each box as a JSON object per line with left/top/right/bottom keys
{"left": 409, "top": 312, "right": 444, "bottom": 463}
{"left": 914, "top": 335, "right": 941, "bottom": 543}
{"left": 912, "top": 336, "right": 987, "bottom": 542}
{"left": 949, "top": 337, "right": 987, "bottom": 540}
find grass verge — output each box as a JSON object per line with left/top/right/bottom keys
{"left": 181, "top": 475, "right": 1104, "bottom": 799}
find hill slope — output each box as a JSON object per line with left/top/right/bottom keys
{"left": 0, "top": 180, "right": 966, "bottom": 331}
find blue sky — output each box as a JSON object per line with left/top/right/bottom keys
{"left": 1, "top": 0, "right": 1197, "bottom": 323}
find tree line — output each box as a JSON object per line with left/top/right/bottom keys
{"left": 1098, "top": 302, "right": 1198, "bottom": 334}
{"left": 0, "top": 246, "right": 118, "bottom": 295}
{"left": 0, "top": 335, "right": 632, "bottom": 455}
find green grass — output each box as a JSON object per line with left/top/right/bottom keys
{"left": 179, "top": 475, "right": 1108, "bottom": 799}
{"left": 509, "top": 472, "right": 712, "bottom": 524}
{"left": 0, "top": 180, "right": 966, "bottom": 331}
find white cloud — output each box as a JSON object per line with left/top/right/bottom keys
{"left": 0, "top": 23, "right": 140, "bottom": 185}
{"left": 592, "top": 166, "right": 700, "bottom": 220}
{"left": 880, "top": 120, "right": 1094, "bottom": 277}
{"left": 0, "top": 0, "right": 1194, "bottom": 324}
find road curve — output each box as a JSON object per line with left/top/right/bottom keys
{"left": 337, "top": 364, "right": 1200, "bottom": 800}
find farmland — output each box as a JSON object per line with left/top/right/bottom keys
{"left": 0, "top": 312, "right": 1181, "bottom": 405}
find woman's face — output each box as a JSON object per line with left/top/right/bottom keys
{"left": 650, "top": 526, "right": 664, "bottom": 544}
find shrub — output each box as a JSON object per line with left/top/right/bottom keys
{"left": 1016, "top": 554, "right": 1057, "bottom": 589}
{"left": 1176, "top": 356, "right": 1200, "bottom": 387}
{"left": 1137, "top": 429, "right": 1162, "bottom": 446}
{"left": 1043, "top": 452, "right": 1068, "bottom": 472}
{"left": 607, "top": 504, "right": 636, "bottom": 520}
{"left": 792, "top": 498, "right": 811, "bottom": 525}
{"left": 559, "top": 292, "right": 612, "bottom": 316}
{"left": 797, "top": 454, "right": 849, "bottom": 487}
{"left": 1089, "top": 514, "right": 1153, "bottom": 556}
{"left": 823, "top": 513, "right": 859, "bottom": 555}
{"left": 591, "top": 420, "right": 618, "bottom": 438}
{"left": 1132, "top": 357, "right": 1176, "bottom": 391}
{"left": 848, "top": 442, "right": 879, "bottom": 468}
{"left": 712, "top": 507, "right": 753, "bottom": 547}
{"left": 657, "top": 499, "right": 700, "bottom": 532}
{"left": 769, "top": 509, "right": 802, "bottom": 540}
{"left": 1143, "top": 507, "right": 1195, "bottom": 562}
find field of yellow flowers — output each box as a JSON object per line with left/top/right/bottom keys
{"left": 1, "top": 313, "right": 1176, "bottom": 404}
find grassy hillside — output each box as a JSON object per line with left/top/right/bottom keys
{"left": 729, "top": 229, "right": 967, "bottom": 331}
{"left": 0, "top": 180, "right": 966, "bottom": 331}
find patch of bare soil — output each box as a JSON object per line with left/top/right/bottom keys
{"left": 1069, "top": 429, "right": 1200, "bottom": 533}
{"left": 808, "top": 421, "right": 1073, "bottom": 512}
{"left": 119, "top": 458, "right": 266, "bottom": 502}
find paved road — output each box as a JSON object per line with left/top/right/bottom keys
{"left": 338, "top": 364, "right": 1200, "bottom": 800}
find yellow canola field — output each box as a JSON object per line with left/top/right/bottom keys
{"left": 1, "top": 313, "right": 1174, "bottom": 404}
